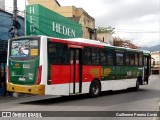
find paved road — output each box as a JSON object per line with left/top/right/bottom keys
{"left": 0, "top": 75, "right": 159, "bottom": 120}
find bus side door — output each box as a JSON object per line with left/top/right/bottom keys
{"left": 143, "top": 55, "right": 151, "bottom": 84}
{"left": 70, "top": 48, "right": 82, "bottom": 94}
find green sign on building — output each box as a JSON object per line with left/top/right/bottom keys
{"left": 26, "top": 4, "right": 82, "bottom": 38}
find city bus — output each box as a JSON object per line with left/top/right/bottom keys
{"left": 7, "top": 36, "right": 151, "bottom": 97}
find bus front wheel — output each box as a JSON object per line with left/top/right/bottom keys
{"left": 89, "top": 80, "right": 101, "bottom": 98}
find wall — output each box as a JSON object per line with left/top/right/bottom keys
{"left": 0, "top": 0, "right": 5, "bottom": 10}
{"left": 0, "top": 10, "right": 24, "bottom": 78}
{"left": 151, "top": 51, "right": 160, "bottom": 74}
{"left": 0, "top": 10, "right": 24, "bottom": 50}
{"left": 28, "top": 0, "right": 60, "bottom": 11}
{"left": 97, "top": 33, "right": 113, "bottom": 45}
{"left": 26, "top": 4, "right": 82, "bottom": 38}
{"left": 56, "top": 7, "right": 95, "bottom": 39}
{"left": 28, "top": 0, "right": 95, "bottom": 39}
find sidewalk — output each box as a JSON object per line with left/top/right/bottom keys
{"left": 0, "top": 93, "right": 33, "bottom": 102}
{"left": 0, "top": 93, "right": 59, "bottom": 103}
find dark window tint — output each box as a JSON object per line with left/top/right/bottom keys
{"left": 126, "top": 52, "right": 130, "bottom": 65}
{"left": 100, "top": 51, "right": 106, "bottom": 65}
{"left": 116, "top": 52, "right": 124, "bottom": 65}
{"left": 92, "top": 48, "right": 99, "bottom": 65}
{"left": 130, "top": 53, "right": 135, "bottom": 65}
{"left": 139, "top": 54, "right": 143, "bottom": 66}
{"left": 107, "top": 50, "right": 114, "bottom": 65}
{"left": 84, "top": 48, "right": 91, "bottom": 64}
{"left": 48, "top": 42, "right": 69, "bottom": 64}
{"left": 144, "top": 56, "right": 148, "bottom": 66}
{"left": 135, "top": 53, "right": 138, "bottom": 66}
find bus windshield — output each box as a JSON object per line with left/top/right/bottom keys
{"left": 10, "top": 39, "right": 39, "bottom": 60}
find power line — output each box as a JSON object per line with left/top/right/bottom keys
{"left": 115, "top": 30, "right": 159, "bottom": 33}
{"left": 115, "top": 29, "right": 159, "bottom": 33}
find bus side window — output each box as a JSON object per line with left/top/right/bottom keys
{"left": 126, "top": 52, "right": 130, "bottom": 65}
{"left": 107, "top": 50, "right": 114, "bottom": 65}
{"left": 135, "top": 53, "right": 138, "bottom": 66}
{"left": 139, "top": 53, "right": 143, "bottom": 66}
{"left": 58, "top": 44, "right": 69, "bottom": 64}
{"left": 48, "top": 42, "right": 69, "bottom": 64}
{"left": 100, "top": 49, "right": 106, "bottom": 65}
{"left": 48, "top": 42, "right": 57, "bottom": 64}
{"left": 92, "top": 48, "right": 99, "bottom": 65}
{"left": 116, "top": 52, "right": 124, "bottom": 65}
{"left": 130, "top": 53, "right": 135, "bottom": 66}
{"left": 83, "top": 47, "right": 91, "bottom": 65}
{"left": 144, "top": 56, "right": 147, "bottom": 66}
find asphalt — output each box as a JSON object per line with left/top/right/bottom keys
{"left": 0, "top": 93, "right": 33, "bottom": 103}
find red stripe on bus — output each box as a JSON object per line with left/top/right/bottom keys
{"left": 50, "top": 65, "right": 102, "bottom": 84}
{"left": 49, "top": 38, "right": 104, "bottom": 48}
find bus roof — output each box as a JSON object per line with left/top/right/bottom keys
{"left": 63, "top": 38, "right": 142, "bottom": 52}
{"left": 142, "top": 50, "right": 151, "bottom": 55}
{"left": 64, "top": 38, "right": 112, "bottom": 46}
{"left": 11, "top": 35, "right": 145, "bottom": 53}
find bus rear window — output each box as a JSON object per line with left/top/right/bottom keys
{"left": 10, "top": 39, "right": 39, "bottom": 60}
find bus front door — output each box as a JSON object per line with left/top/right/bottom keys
{"left": 70, "top": 49, "right": 82, "bottom": 94}
{"left": 143, "top": 55, "right": 151, "bottom": 84}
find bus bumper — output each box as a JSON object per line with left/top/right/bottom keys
{"left": 7, "top": 82, "right": 45, "bottom": 95}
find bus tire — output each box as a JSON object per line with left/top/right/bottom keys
{"left": 89, "top": 80, "right": 101, "bottom": 98}
{"left": 133, "top": 79, "right": 140, "bottom": 91}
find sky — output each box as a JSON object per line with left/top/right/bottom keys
{"left": 5, "top": 0, "right": 160, "bottom": 47}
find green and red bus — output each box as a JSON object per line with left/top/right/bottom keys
{"left": 7, "top": 35, "right": 151, "bottom": 97}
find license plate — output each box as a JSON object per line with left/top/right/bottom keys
{"left": 19, "top": 77, "right": 26, "bottom": 81}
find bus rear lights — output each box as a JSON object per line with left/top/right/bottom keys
{"left": 36, "top": 65, "right": 42, "bottom": 85}
{"left": 38, "top": 88, "right": 42, "bottom": 91}
{"left": 7, "top": 66, "right": 10, "bottom": 82}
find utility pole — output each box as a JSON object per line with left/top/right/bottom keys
{"left": 13, "top": 0, "right": 17, "bottom": 37}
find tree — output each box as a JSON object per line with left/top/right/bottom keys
{"left": 96, "top": 26, "right": 115, "bottom": 34}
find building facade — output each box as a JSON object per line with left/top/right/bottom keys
{"left": 0, "top": 10, "right": 24, "bottom": 78}
{"left": 26, "top": 4, "right": 82, "bottom": 38}
{"left": 28, "top": 0, "right": 95, "bottom": 39}
{"left": 0, "top": 0, "right": 5, "bottom": 10}
{"left": 151, "top": 51, "right": 160, "bottom": 74}
{"left": 97, "top": 32, "right": 113, "bottom": 45}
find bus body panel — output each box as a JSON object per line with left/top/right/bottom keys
{"left": 40, "top": 36, "right": 48, "bottom": 86}
{"left": 101, "top": 79, "right": 136, "bottom": 91}
{"left": 7, "top": 36, "right": 44, "bottom": 94}
{"left": 7, "top": 36, "right": 151, "bottom": 96}
{"left": 45, "top": 84, "right": 70, "bottom": 95}
{"left": 8, "top": 59, "right": 39, "bottom": 85}
{"left": 50, "top": 65, "right": 71, "bottom": 84}
{"left": 82, "top": 66, "right": 102, "bottom": 82}
{"left": 7, "top": 83, "right": 45, "bottom": 95}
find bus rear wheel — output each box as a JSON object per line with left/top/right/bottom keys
{"left": 133, "top": 80, "right": 140, "bottom": 91}
{"left": 89, "top": 80, "right": 101, "bottom": 98}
